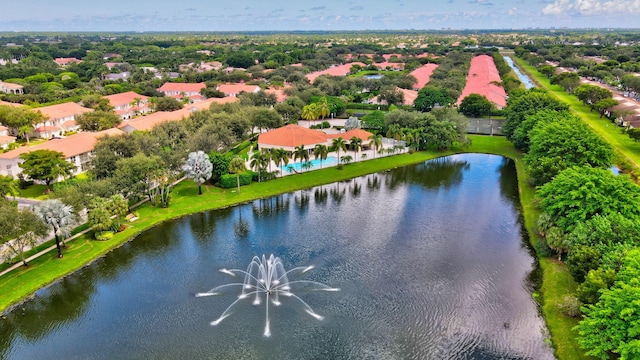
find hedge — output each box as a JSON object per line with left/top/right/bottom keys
{"left": 220, "top": 172, "right": 253, "bottom": 188}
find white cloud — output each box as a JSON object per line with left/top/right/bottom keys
{"left": 542, "top": 0, "right": 640, "bottom": 15}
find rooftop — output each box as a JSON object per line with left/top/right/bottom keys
{"left": 33, "top": 102, "right": 94, "bottom": 120}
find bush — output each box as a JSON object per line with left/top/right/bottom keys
{"left": 220, "top": 172, "right": 253, "bottom": 188}
{"left": 557, "top": 295, "right": 581, "bottom": 317}
{"left": 94, "top": 231, "right": 114, "bottom": 241}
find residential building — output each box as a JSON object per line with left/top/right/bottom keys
{"left": 54, "top": 57, "right": 82, "bottom": 67}
{"left": 32, "top": 102, "right": 94, "bottom": 138}
{"left": 216, "top": 83, "right": 261, "bottom": 97}
{"left": 457, "top": 55, "right": 508, "bottom": 109}
{"left": 0, "top": 128, "right": 123, "bottom": 178}
{"left": 0, "top": 125, "right": 16, "bottom": 150}
{"left": 103, "top": 91, "right": 150, "bottom": 119}
{"left": 157, "top": 82, "right": 206, "bottom": 102}
{"left": 410, "top": 64, "right": 439, "bottom": 90}
{"left": 0, "top": 81, "right": 24, "bottom": 94}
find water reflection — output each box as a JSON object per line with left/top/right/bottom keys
{"left": 0, "top": 154, "right": 553, "bottom": 359}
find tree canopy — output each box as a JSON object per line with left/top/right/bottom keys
{"left": 19, "top": 150, "right": 75, "bottom": 190}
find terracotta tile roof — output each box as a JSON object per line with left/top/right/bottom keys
{"left": 0, "top": 101, "right": 24, "bottom": 107}
{"left": 34, "top": 125, "right": 63, "bottom": 133}
{"left": 265, "top": 88, "right": 287, "bottom": 102}
{"left": 0, "top": 128, "right": 124, "bottom": 160}
{"left": 54, "top": 57, "right": 82, "bottom": 66}
{"left": 104, "top": 91, "right": 149, "bottom": 107}
{"left": 457, "top": 55, "right": 507, "bottom": 109}
{"left": 157, "top": 82, "right": 206, "bottom": 93}
{"left": 326, "top": 129, "right": 373, "bottom": 141}
{"left": 374, "top": 61, "right": 404, "bottom": 70}
{"left": 1, "top": 82, "right": 24, "bottom": 90}
{"left": 33, "top": 102, "right": 94, "bottom": 120}
{"left": 258, "top": 124, "right": 329, "bottom": 148}
{"left": 61, "top": 120, "right": 77, "bottom": 129}
{"left": 306, "top": 63, "right": 366, "bottom": 83}
{"left": 0, "top": 135, "right": 16, "bottom": 146}
{"left": 118, "top": 97, "right": 238, "bottom": 132}
{"left": 216, "top": 83, "right": 261, "bottom": 95}
{"left": 410, "top": 63, "right": 439, "bottom": 90}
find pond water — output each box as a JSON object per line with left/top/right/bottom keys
{"left": 0, "top": 154, "right": 554, "bottom": 359}
{"left": 364, "top": 74, "right": 384, "bottom": 79}
{"left": 503, "top": 56, "right": 536, "bottom": 89}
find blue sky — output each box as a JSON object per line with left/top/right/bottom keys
{"left": 2, "top": 0, "right": 640, "bottom": 31}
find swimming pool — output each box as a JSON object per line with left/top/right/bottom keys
{"left": 280, "top": 156, "right": 339, "bottom": 173}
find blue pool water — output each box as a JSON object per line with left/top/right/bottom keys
{"left": 281, "top": 156, "right": 339, "bottom": 173}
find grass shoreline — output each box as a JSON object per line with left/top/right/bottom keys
{"left": 0, "top": 135, "right": 583, "bottom": 359}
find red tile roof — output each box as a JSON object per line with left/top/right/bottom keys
{"left": 457, "top": 55, "right": 507, "bottom": 109}
{"left": 258, "top": 124, "right": 329, "bottom": 148}
{"left": 33, "top": 102, "right": 94, "bottom": 120}
{"left": 306, "top": 63, "right": 366, "bottom": 83}
{"left": 265, "top": 88, "right": 287, "bottom": 102}
{"left": 157, "top": 82, "right": 206, "bottom": 93}
{"left": 216, "top": 83, "right": 261, "bottom": 95}
{"left": 0, "top": 128, "right": 124, "bottom": 160}
{"left": 54, "top": 57, "right": 82, "bottom": 66}
{"left": 410, "top": 64, "right": 439, "bottom": 90}
{"left": 326, "top": 129, "right": 373, "bottom": 141}
{"left": 104, "top": 91, "right": 149, "bottom": 107}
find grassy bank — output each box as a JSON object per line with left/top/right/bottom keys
{"left": 0, "top": 135, "right": 585, "bottom": 359}
{"left": 509, "top": 55, "right": 640, "bottom": 176}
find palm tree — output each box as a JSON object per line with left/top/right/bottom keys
{"left": 350, "top": 136, "right": 363, "bottom": 162}
{"left": 250, "top": 151, "right": 267, "bottom": 182}
{"left": 314, "top": 144, "right": 329, "bottom": 168}
{"left": 228, "top": 156, "right": 246, "bottom": 193}
{"left": 18, "top": 125, "right": 32, "bottom": 144}
{"left": 301, "top": 161, "right": 314, "bottom": 172}
{"left": 340, "top": 155, "right": 353, "bottom": 165}
{"left": 293, "top": 145, "right": 309, "bottom": 172}
{"left": 271, "top": 148, "right": 286, "bottom": 177}
{"left": 331, "top": 137, "right": 347, "bottom": 165}
{"left": 35, "top": 199, "right": 76, "bottom": 258}
{"left": 0, "top": 175, "right": 18, "bottom": 198}
{"left": 318, "top": 97, "right": 330, "bottom": 121}
{"left": 301, "top": 104, "right": 319, "bottom": 125}
{"left": 368, "top": 133, "right": 383, "bottom": 159}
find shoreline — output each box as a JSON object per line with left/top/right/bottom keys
{"left": 0, "top": 135, "right": 580, "bottom": 359}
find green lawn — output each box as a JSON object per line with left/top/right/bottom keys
{"left": 17, "top": 184, "right": 49, "bottom": 199}
{"left": 509, "top": 55, "right": 640, "bottom": 176}
{"left": 0, "top": 135, "right": 586, "bottom": 359}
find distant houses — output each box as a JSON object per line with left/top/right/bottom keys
{"left": 32, "top": 102, "right": 94, "bottom": 138}
{"left": 257, "top": 124, "right": 372, "bottom": 154}
{"left": 457, "top": 55, "right": 507, "bottom": 109}
{"left": 216, "top": 83, "right": 261, "bottom": 97}
{"left": 0, "top": 81, "right": 24, "bottom": 95}
{"left": 104, "top": 91, "right": 151, "bottom": 119}
{"left": 157, "top": 82, "right": 206, "bottom": 102}
{"left": 54, "top": 57, "right": 82, "bottom": 67}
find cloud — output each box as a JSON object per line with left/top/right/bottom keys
{"left": 542, "top": 0, "right": 640, "bottom": 15}
{"left": 349, "top": 5, "right": 364, "bottom": 10}
{"left": 310, "top": 6, "right": 327, "bottom": 10}
{"left": 184, "top": 8, "right": 197, "bottom": 11}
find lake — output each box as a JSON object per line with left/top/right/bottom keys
{"left": 0, "top": 154, "right": 554, "bottom": 359}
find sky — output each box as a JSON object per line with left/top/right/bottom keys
{"left": 2, "top": 0, "right": 640, "bottom": 32}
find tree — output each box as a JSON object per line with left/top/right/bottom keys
{"left": 340, "top": 155, "right": 353, "bottom": 165}
{"left": 350, "top": 136, "right": 363, "bottom": 162}
{"left": 75, "top": 111, "right": 122, "bottom": 132}
{"left": 414, "top": 86, "right": 454, "bottom": 112}
{"left": 0, "top": 175, "right": 18, "bottom": 198}
{"left": 88, "top": 197, "right": 114, "bottom": 234}
{"left": 114, "top": 153, "right": 165, "bottom": 203}
{"left": 331, "top": 137, "right": 347, "bottom": 164}
{"left": 183, "top": 151, "right": 213, "bottom": 195}
{"left": 574, "top": 84, "right": 613, "bottom": 109}
{"left": 368, "top": 133, "right": 383, "bottom": 158}
{"left": 293, "top": 145, "right": 309, "bottom": 172}
{"left": 575, "top": 249, "right": 640, "bottom": 360}
{"left": 525, "top": 117, "right": 613, "bottom": 186}
{"left": 361, "top": 110, "right": 385, "bottom": 131}
{"left": 271, "top": 148, "right": 289, "bottom": 176}
{"left": 208, "top": 152, "right": 232, "bottom": 183}
{"left": 35, "top": 199, "right": 76, "bottom": 258}
{"left": 378, "top": 86, "right": 404, "bottom": 106}
{"left": 252, "top": 108, "right": 283, "bottom": 133}
{"left": 537, "top": 64, "right": 557, "bottom": 78}
{"left": 510, "top": 109, "right": 573, "bottom": 152}
{"left": 503, "top": 89, "right": 569, "bottom": 143}
{"left": 593, "top": 98, "right": 618, "bottom": 118}
{"left": 550, "top": 72, "right": 581, "bottom": 93}
{"left": 0, "top": 201, "right": 49, "bottom": 266}
{"left": 155, "top": 97, "right": 183, "bottom": 111}
{"left": 314, "top": 144, "right": 329, "bottom": 168}
{"left": 228, "top": 156, "right": 246, "bottom": 193}
{"left": 459, "top": 94, "right": 493, "bottom": 117}
{"left": 19, "top": 150, "right": 76, "bottom": 191}
{"left": 317, "top": 97, "right": 330, "bottom": 120}
{"left": 301, "top": 103, "right": 318, "bottom": 124}
{"left": 538, "top": 167, "right": 640, "bottom": 233}
{"left": 250, "top": 150, "right": 269, "bottom": 181}
{"left": 107, "top": 194, "right": 129, "bottom": 231}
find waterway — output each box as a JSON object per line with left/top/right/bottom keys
{"left": 503, "top": 56, "right": 536, "bottom": 89}
{"left": 0, "top": 154, "right": 554, "bottom": 359}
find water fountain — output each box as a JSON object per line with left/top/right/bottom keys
{"left": 196, "top": 254, "right": 340, "bottom": 337}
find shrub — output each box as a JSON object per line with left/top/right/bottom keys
{"left": 557, "top": 295, "right": 581, "bottom": 317}
{"left": 219, "top": 172, "right": 253, "bottom": 188}
{"left": 94, "top": 231, "right": 114, "bottom": 241}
